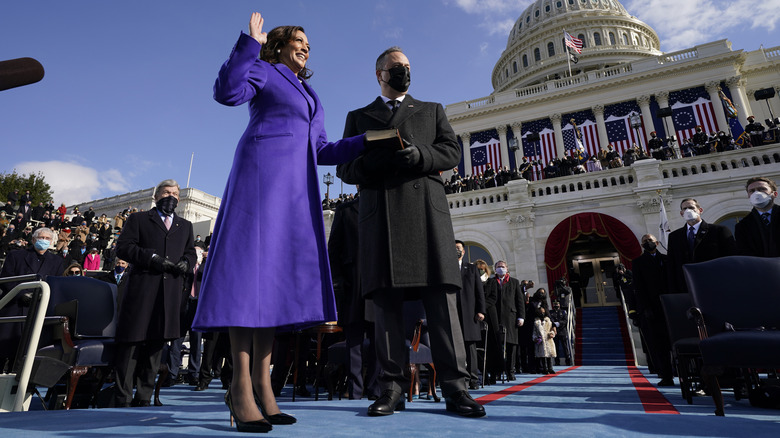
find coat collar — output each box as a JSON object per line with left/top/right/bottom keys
{"left": 272, "top": 63, "right": 315, "bottom": 117}
{"left": 148, "top": 207, "right": 181, "bottom": 234}
{"left": 362, "top": 94, "right": 422, "bottom": 127}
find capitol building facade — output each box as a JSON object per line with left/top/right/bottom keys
{"left": 442, "top": 0, "right": 780, "bottom": 307}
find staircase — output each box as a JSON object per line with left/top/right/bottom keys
{"left": 575, "top": 306, "right": 632, "bottom": 366}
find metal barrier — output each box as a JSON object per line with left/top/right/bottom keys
{"left": 0, "top": 275, "right": 51, "bottom": 412}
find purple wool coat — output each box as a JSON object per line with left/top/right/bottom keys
{"left": 193, "top": 33, "right": 364, "bottom": 332}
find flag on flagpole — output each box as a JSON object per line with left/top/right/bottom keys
{"left": 564, "top": 31, "right": 583, "bottom": 54}
{"left": 658, "top": 195, "right": 671, "bottom": 249}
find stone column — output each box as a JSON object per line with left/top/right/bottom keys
{"left": 705, "top": 81, "right": 729, "bottom": 132}
{"left": 550, "top": 113, "right": 565, "bottom": 158}
{"left": 460, "top": 132, "right": 472, "bottom": 176}
{"left": 726, "top": 76, "right": 751, "bottom": 127}
{"left": 592, "top": 104, "right": 609, "bottom": 150}
{"left": 496, "top": 125, "right": 511, "bottom": 169}
{"left": 637, "top": 94, "right": 656, "bottom": 142}
{"left": 511, "top": 122, "right": 524, "bottom": 164}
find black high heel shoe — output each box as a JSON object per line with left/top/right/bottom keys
{"left": 225, "top": 388, "right": 273, "bottom": 433}
{"left": 253, "top": 389, "right": 297, "bottom": 425}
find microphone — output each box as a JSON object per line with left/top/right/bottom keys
{"left": 0, "top": 57, "right": 45, "bottom": 91}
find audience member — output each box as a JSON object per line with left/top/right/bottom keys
{"left": 735, "top": 176, "right": 779, "bottom": 257}
{"left": 533, "top": 306, "right": 557, "bottom": 374}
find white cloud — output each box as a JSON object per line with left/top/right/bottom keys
{"left": 626, "top": 0, "right": 780, "bottom": 51}
{"left": 13, "top": 161, "right": 129, "bottom": 206}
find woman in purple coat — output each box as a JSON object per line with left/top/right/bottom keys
{"left": 193, "top": 13, "right": 364, "bottom": 432}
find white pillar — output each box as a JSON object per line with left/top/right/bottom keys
{"left": 726, "top": 76, "right": 752, "bottom": 127}
{"left": 551, "top": 113, "right": 565, "bottom": 158}
{"left": 637, "top": 94, "right": 656, "bottom": 140}
{"left": 592, "top": 104, "right": 609, "bottom": 149}
{"left": 496, "top": 125, "right": 510, "bottom": 169}
{"left": 511, "top": 122, "right": 524, "bottom": 165}
{"left": 460, "top": 132, "right": 472, "bottom": 176}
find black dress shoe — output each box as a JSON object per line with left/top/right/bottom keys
{"left": 444, "top": 390, "right": 486, "bottom": 418}
{"left": 367, "top": 390, "right": 405, "bottom": 416}
{"left": 657, "top": 378, "right": 675, "bottom": 387}
{"left": 194, "top": 383, "right": 209, "bottom": 391}
{"left": 468, "top": 382, "right": 480, "bottom": 390}
{"left": 130, "top": 399, "right": 151, "bottom": 407}
{"left": 506, "top": 373, "right": 516, "bottom": 381}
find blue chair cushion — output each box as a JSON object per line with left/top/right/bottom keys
{"left": 699, "top": 331, "right": 780, "bottom": 368}
{"left": 672, "top": 337, "right": 701, "bottom": 356}
{"left": 37, "top": 339, "right": 115, "bottom": 367}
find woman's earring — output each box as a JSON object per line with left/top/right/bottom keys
{"left": 276, "top": 49, "right": 281, "bottom": 53}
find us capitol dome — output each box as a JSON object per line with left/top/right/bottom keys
{"left": 493, "top": 0, "right": 662, "bottom": 92}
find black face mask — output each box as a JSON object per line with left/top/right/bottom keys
{"left": 156, "top": 196, "right": 178, "bottom": 215}
{"left": 386, "top": 65, "right": 410, "bottom": 93}
{"left": 642, "top": 241, "right": 657, "bottom": 252}
{"left": 114, "top": 265, "right": 126, "bottom": 274}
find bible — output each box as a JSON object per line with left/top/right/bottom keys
{"left": 364, "top": 128, "right": 405, "bottom": 150}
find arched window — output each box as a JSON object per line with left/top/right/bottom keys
{"left": 505, "top": 68, "right": 509, "bottom": 79}
{"left": 534, "top": 47, "right": 541, "bottom": 61}
{"left": 522, "top": 54, "right": 528, "bottom": 67}
{"left": 513, "top": 61, "right": 518, "bottom": 73}
{"left": 547, "top": 42, "right": 555, "bottom": 57}
{"left": 609, "top": 32, "right": 616, "bottom": 45}
{"left": 594, "top": 32, "right": 602, "bottom": 46}
{"left": 578, "top": 34, "right": 587, "bottom": 48}
{"left": 622, "top": 33, "right": 629, "bottom": 45}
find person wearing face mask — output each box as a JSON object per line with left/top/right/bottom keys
{"left": 666, "top": 198, "right": 736, "bottom": 294}
{"left": 455, "top": 240, "right": 486, "bottom": 390}
{"left": 338, "top": 46, "right": 484, "bottom": 418}
{"left": 113, "top": 179, "right": 196, "bottom": 408}
{"left": 735, "top": 177, "right": 780, "bottom": 257}
{"left": 0, "top": 227, "right": 63, "bottom": 372}
{"left": 484, "top": 261, "right": 525, "bottom": 382}
{"left": 631, "top": 234, "right": 674, "bottom": 386}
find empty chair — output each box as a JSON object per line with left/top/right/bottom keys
{"left": 683, "top": 256, "right": 780, "bottom": 416}
{"left": 659, "top": 293, "right": 702, "bottom": 404}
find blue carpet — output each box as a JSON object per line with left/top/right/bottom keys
{"left": 1, "top": 365, "right": 779, "bottom": 437}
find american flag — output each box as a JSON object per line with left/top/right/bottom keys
{"left": 522, "top": 118, "right": 557, "bottom": 180}
{"left": 562, "top": 119, "right": 599, "bottom": 157}
{"left": 469, "top": 129, "right": 502, "bottom": 176}
{"left": 565, "top": 31, "right": 583, "bottom": 54}
{"left": 669, "top": 87, "right": 719, "bottom": 142}
{"left": 604, "top": 100, "right": 647, "bottom": 154}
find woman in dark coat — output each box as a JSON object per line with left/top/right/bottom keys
{"left": 192, "top": 13, "right": 364, "bottom": 431}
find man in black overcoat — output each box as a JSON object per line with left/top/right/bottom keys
{"left": 455, "top": 240, "right": 486, "bottom": 389}
{"left": 484, "top": 261, "right": 525, "bottom": 381}
{"left": 632, "top": 234, "right": 674, "bottom": 386}
{"left": 337, "top": 47, "right": 484, "bottom": 417}
{"left": 0, "top": 227, "right": 62, "bottom": 371}
{"left": 735, "top": 177, "right": 780, "bottom": 257}
{"left": 113, "top": 179, "right": 196, "bottom": 407}
{"left": 328, "top": 194, "right": 380, "bottom": 400}
{"left": 666, "top": 198, "right": 736, "bottom": 294}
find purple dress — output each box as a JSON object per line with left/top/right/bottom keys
{"left": 192, "top": 33, "right": 364, "bottom": 332}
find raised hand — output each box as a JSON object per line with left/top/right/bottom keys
{"left": 248, "top": 12, "right": 267, "bottom": 44}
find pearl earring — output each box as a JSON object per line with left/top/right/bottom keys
{"left": 276, "top": 49, "right": 281, "bottom": 53}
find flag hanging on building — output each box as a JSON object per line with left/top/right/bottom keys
{"left": 671, "top": 97, "right": 719, "bottom": 142}
{"left": 522, "top": 128, "right": 557, "bottom": 180}
{"left": 658, "top": 195, "right": 671, "bottom": 249}
{"left": 563, "top": 120, "right": 599, "bottom": 157}
{"left": 565, "top": 31, "right": 583, "bottom": 54}
{"left": 605, "top": 115, "right": 644, "bottom": 155}
{"left": 718, "top": 88, "right": 738, "bottom": 119}
{"left": 469, "top": 130, "right": 502, "bottom": 176}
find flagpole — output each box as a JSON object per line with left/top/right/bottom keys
{"left": 564, "top": 30, "right": 573, "bottom": 81}
{"left": 186, "top": 152, "right": 194, "bottom": 188}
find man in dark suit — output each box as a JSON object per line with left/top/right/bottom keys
{"left": 484, "top": 260, "right": 525, "bottom": 381}
{"left": 337, "top": 47, "right": 484, "bottom": 417}
{"left": 631, "top": 234, "right": 674, "bottom": 386}
{"left": 329, "top": 195, "right": 380, "bottom": 400}
{"left": 666, "top": 198, "right": 736, "bottom": 294}
{"left": 113, "top": 179, "right": 196, "bottom": 407}
{"left": 0, "top": 227, "right": 63, "bottom": 372}
{"left": 735, "top": 177, "right": 779, "bottom": 257}
{"left": 455, "top": 240, "right": 486, "bottom": 389}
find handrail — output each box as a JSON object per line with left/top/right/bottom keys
{"left": 565, "top": 295, "right": 576, "bottom": 364}
{"left": 0, "top": 280, "right": 50, "bottom": 412}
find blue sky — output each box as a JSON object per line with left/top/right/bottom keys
{"left": 2, "top": 0, "right": 777, "bottom": 205}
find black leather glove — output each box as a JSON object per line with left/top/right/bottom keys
{"left": 393, "top": 141, "right": 422, "bottom": 169}
{"left": 150, "top": 254, "right": 177, "bottom": 274}
{"left": 175, "top": 259, "right": 190, "bottom": 276}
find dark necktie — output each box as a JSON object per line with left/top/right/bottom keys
{"left": 687, "top": 226, "right": 696, "bottom": 254}
{"left": 388, "top": 99, "right": 399, "bottom": 113}
{"left": 761, "top": 212, "right": 770, "bottom": 226}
